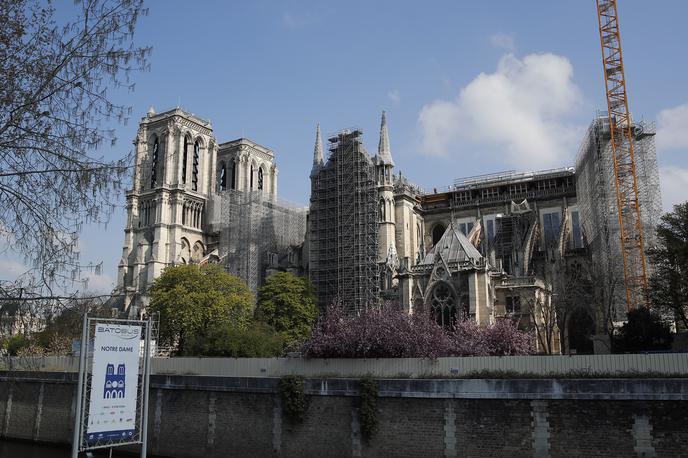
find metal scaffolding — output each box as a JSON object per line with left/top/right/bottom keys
{"left": 309, "top": 129, "right": 379, "bottom": 312}
{"left": 575, "top": 115, "right": 662, "bottom": 319}
{"left": 209, "top": 190, "right": 306, "bottom": 293}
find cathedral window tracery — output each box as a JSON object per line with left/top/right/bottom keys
{"left": 431, "top": 282, "right": 457, "bottom": 328}
{"left": 258, "top": 167, "right": 264, "bottom": 190}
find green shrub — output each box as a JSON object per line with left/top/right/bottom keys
{"left": 359, "top": 375, "right": 378, "bottom": 441}
{"left": 183, "top": 322, "right": 284, "bottom": 357}
{"left": 2, "top": 334, "right": 31, "bottom": 356}
{"left": 279, "top": 375, "right": 308, "bottom": 422}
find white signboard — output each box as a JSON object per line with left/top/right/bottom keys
{"left": 86, "top": 323, "right": 141, "bottom": 444}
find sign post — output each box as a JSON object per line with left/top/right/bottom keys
{"left": 72, "top": 316, "right": 152, "bottom": 457}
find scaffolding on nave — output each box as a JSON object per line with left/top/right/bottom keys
{"left": 575, "top": 115, "right": 662, "bottom": 319}
{"left": 309, "top": 129, "right": 379, "bottom": 312}
{"left": 209, "top": 190, "right": 307, "bottom": 293}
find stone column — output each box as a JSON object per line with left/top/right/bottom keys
{"left": 164, "top": 124, "right": 175, "bottom": 185}
{"left": 271, "top": 165, "right": 278, "bottom": 198}
{"left": 133, "top": 129, "right": 146, "bottom": 192}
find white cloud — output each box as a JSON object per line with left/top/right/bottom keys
{"left": 387, "top": 89, "right": 401, "bottom": 104}
{"left": 659, "top": 166, "right": 688, "bottom": 211}
{"left": 418, "top": 53, "right": 582, "bottom": 169}
{"left": 656, "top": 103, "right": 688, "bottom": 151}
{"left": 489, "top": 34, "right": 515, "bottom": 51}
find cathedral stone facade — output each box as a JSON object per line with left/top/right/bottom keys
{"left": 116, "top": 107, "right": 283, "bottom": 317}
{"left": 115, "top": 106, "right": 659, "bottom": 354}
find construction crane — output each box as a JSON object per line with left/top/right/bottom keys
{"left": 595, "top": 0, "right": 648, "bottom": 310}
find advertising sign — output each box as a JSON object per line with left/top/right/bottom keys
{"left": 86, "top": 323, "right": 142, "bottom": 444}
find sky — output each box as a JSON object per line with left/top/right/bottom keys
{"left": 3, "top": 0, "right": 688, "bottom": 293}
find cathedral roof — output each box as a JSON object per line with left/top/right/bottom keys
{"left": 419, "top": 223, "right": 483, "bottom": 266}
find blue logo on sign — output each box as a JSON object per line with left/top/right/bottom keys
{"left": 103, "top": 363, "right": 125, "bottom": 399}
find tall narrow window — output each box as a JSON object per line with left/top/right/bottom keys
{"left": 257, "top": 167, "right": 264, "bottom": 190}
{"left": 182, "top": 138, "right": 188, "bottom": 184}
{"left": 231, "top": 161, "right": 236, "bottom": 189}
{"left": 150, "top": 137, "right": 159, "bottom": 188}
{"left": 219, "top": 163, "right": 227, "bottom": 191}
{"left": 250, "top": 165, "right": 254, "bottom": 189}
{"left": 379, "top": 200, "right": 385, "bottom": 221}
{"left": 487, "top": 219, "right": 495, "bottom": 243}
{"left": 571, "top": 210, "right": 584, "bottom": 248}
{"left": 432, "top": 224, "right": 445, "bottom": 245}
{"left": 543, "top": 211, "right": 561, "bottom": 246}
{"left": 192, "top": 141, "right": 200, "bottom": 191}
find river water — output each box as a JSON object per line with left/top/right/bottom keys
{"left": 0, "top": 440, "right": 142, "bottom": 457}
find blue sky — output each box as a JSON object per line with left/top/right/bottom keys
{"left": 3, "top": 0, "right": 688, "bottom": 292}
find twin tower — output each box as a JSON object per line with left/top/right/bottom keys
{"left": 115, "top": 106, "right": 422, "bottom": 316}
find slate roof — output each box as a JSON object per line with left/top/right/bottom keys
{"left": 418, "top": 223, "right": 483, "bottom": 265}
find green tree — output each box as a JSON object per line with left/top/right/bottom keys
{"left": 256, "top": 272, "right": 318, "bottom": 347}
{"left": 183, "top": 322, "right": 284, "bottom": 358}
{"left": 613, "top": 308, "right": 672, "bottom": 353}
{"left": 648, "top": 202, "right": 688, "bottom": 330}
{"left": 149, "top": 264, "right": 254, "bottom": 353}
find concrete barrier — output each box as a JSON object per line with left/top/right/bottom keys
{"left": 2, "top": 353, "right": 687, "bottom": 377}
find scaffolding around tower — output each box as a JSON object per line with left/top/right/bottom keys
{"left": 575, "top": 115, "right": 662, "bottom": 319}
{"left": 309, "top": 129, "right": 379, "bottom": 312}
{"left": 209, "top": 190, "right": 307, "bottom": 293}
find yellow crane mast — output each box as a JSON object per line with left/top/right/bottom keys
{"left": 595, "top": 0, "right": 648, "bottom": 310}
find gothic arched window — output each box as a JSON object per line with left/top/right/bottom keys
{"left": 182, "top": 137, "right": 189, "bottom": 184}
{"left": 192, "top": 141, "right": 200, "bottom": 191}
{"left": 231, "top": 161, "right": 237, "bottom": 190}
{"left": 432, "top": 223, "right": 446, "bottom": 246}
{"left": 219, "top": 162, "right": 227, "bottom": 191}
{"left": 250, "top": 165, "right": 254, "bottom": 189}
{"left": 431, "top": 282, "right": 457, "bottom": 329}
{"left": 150, "top": 137, "right": 159, "bottom": 189}
{"left": 258, "top": 167, "right": 264, "bottom": 190}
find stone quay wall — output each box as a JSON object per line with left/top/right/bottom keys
{"left": 1, "top": 371, "right": 687, "bottom": 457}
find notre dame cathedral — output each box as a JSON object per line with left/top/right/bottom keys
{"left": 114, "top": 106, "right": 661, "bottom": 354}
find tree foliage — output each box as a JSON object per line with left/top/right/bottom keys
{"left": 1, "top": 295, "right": 110, "bottom": 355}
{"left": 613, "top": 307, "right": 672, "bottom": 353}
{"left": 648, "top": 202, "right": 688, "bottom": 330}
{"left": 0, "top": 0, "right": 150, "bottom": 299}
{"left": 301, "top": 304, "right": 532, "bottom": 358}
{"left": 256, "top": 272, "right": 318, "bottom": 347}
{"left": 182, "top": 322, "right": 284, "bottom": 358}
{"left": 149, "top": 264, "right": 254, "bottom": 352}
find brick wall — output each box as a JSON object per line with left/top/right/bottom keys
{"left": 1, "top": 373, "right": 687, "bottom": 457}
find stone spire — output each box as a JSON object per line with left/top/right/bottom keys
{"left": 377, "top": 111, "right": 394, "bottom": 166}
{"left": 311, "top": 123, "right": 324, "bottom": 176}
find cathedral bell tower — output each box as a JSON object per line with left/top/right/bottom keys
{"left": 116, "top": 107, "right": 217, "bottom": 317}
